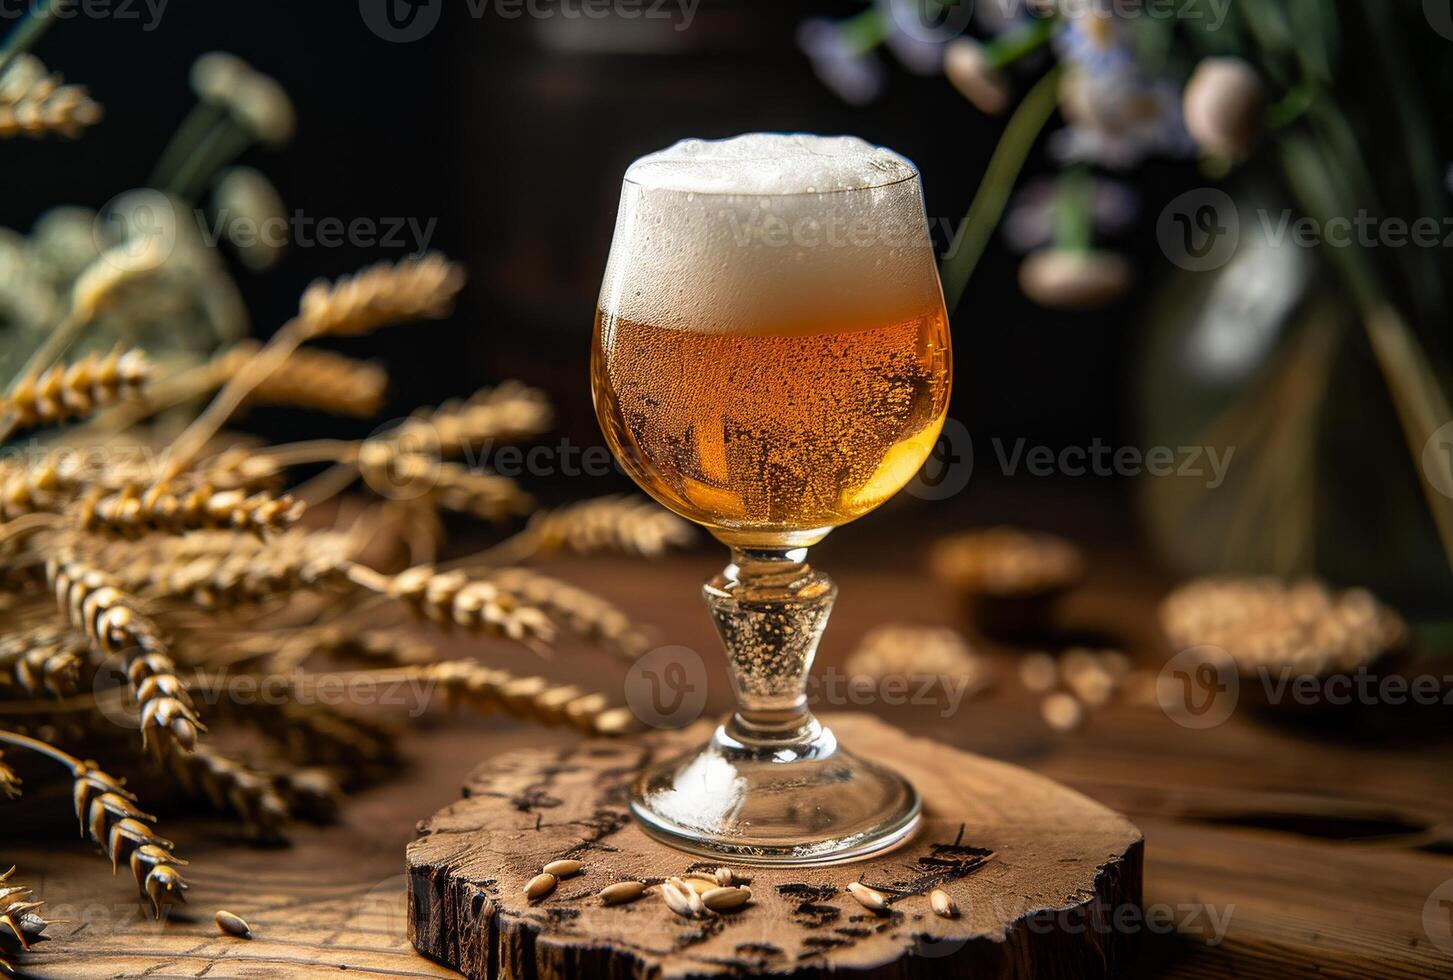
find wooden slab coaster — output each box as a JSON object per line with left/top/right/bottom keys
{"left": 408, "top": 714, "right": 1143, "bottom": 979}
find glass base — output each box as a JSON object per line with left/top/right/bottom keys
{"left": 630, "top": 716, "right": 921, "bottom": 866}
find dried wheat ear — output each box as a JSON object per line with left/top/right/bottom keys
{"left": 0, "top": 249, "right": 691, "bottom": 941}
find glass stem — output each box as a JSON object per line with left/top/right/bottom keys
{"left": 704, "top": 546, "right": 836, "bottom": 743}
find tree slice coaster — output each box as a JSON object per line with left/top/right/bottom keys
{"left": 407, "top": 714, "right": 1143, "bottom": 979}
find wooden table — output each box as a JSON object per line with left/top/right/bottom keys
{"left": 11, "top": 543, "right": 1453, "bottom": 978}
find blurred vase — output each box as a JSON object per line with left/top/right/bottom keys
{"left": 1134, "top": 181, "right": 1453, "bottom": 617}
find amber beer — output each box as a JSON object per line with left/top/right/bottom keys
{"left": 592, "top": 135, "right": 951, "bottom": 545}
{"left": 592, "top": 307, "right": 949, "bottom": 540}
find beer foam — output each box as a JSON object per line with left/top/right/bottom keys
{"left": 624, "top": 134, "right": 918, "bottom": 196}
{"left": 601, "top": 134, "right": 944, "bottom": 336}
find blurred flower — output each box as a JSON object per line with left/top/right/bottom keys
{"left": 1018, "top": 247, "right": 1133, "bottom": 310}
{"left": 213, "top": 167, "right": 287, "bottom": 272}
{"left": 1183, "top": 57, "right": 1264, "bottom": 160}
{"left": 944, "top": 38, "right": 1010, "bottom": 114}
{"left": 189, "top": 52, "right": 249, "bottom": 106}
{"left": 1050, "top": 9, "right": 1194, "bottom": 168}
{"left": 1003, "top": 175, "right": 1137, "bottom": 252}
{"left": 797, "top": 18, "right": 885, "bottom": 106}
{"left": 883, "top": 28, "right": 947, "bottom": 76}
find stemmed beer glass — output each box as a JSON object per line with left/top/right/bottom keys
{"left": 592, "top": 134, "right": 952, "bottom": 863}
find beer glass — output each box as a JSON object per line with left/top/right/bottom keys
{"left": 592, "top": 134, "right": 951, "bottom": 863}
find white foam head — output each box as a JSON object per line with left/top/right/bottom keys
{"left": 600, "top": 134, "right": 943, "bottom": 336}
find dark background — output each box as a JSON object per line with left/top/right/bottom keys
{"left": 7, "top": 0, "right": 1451, "bottom": 614}
{"left": 0, "top": 1, "right": 1193, "bottom": 501}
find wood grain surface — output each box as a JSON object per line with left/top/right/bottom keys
{"left": 6, "top": 545, "right": 1453, "bottom": 978}
{"left": 407, "top": 714, "right": 1143, "bottom": 979}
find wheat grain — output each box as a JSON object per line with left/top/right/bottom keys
{"left": 661, "top": 878, "right": 706, "bottom": 918}
{"left": 700, "top": 886, "right": 751, "bottom": 912}
{"left": 929, "top": 887, "right": 958, "bottom": 918}
{"left": 542, "top": 859, "right": 583, "bottom": 878}
{"left": 524, "top": 873, "right": 557, "bottom": 902}
{"left": 845, "top": 882, "right": 890, "bottom": 912}
{"left": 599, "top": 881, "right": 645, "bottom": 906}
{"left": 215, "top": 909, "right": 252, "bottom": 938}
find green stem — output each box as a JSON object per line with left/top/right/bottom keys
{"left": 150, "top": 101, "right": 227, "bottom": 189}
{"left": 168, "top": 120, "right": 251, "bottom": 203}
{"left": 982, "top": 16, "right": 1056, "bottom": 69}
{"left": 1052, "top": 165, "right": 1092, "bottom": 252}
{"left": 839, "top": 8, "right": 889, "bottom": 55}
{"left": 0, "top": 0, "right": 65, "bottom": 80}
{"left": 941, "top": 65, "right": 1062, "bottom": 311}
{"left": 1265, "top": 84, "right": 1314, "bottom": 130}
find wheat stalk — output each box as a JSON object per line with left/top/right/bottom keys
{"left": 416, "top": 660, "right": 639, "bottom": 736}
{"left": 0, "top": 348, "right": 149, "bottom": 431}
{"left": 0, "top": 732, "right": 189, "bottom": 919}
{"left": 347, "top": 563, "right": 555, "bottom": 650}
{"left": 0, "top": 626, "right": 89, "bottom": 698}
{"left": 213, "top": 342, "right": 389, "bottom": 418}
{"left": 46, "top": 551, "right": 204, "bottom": 754}
{"left": 137, "top": 529, "right": 353, "bottom": 608}
{"left": 0, "top": 752, "right": 20, "bottom": 800}
{"left": 0, "top": 866, "right": 50, "bottom": 973}
{"left": 390, "top": 381, "right": 552, "bottom": 456}
{"left": 483, "top": 494, "right": 694, "bottom": 564}
{"left": 482, "top": 567, "right": 653, "bottom": 660}
{"left": 72, "top": 482, "right": 304, "bottom": 539}
{"left": 160, "top": 254, "right": 465, "bottom": 482}
{"left": 297, "top": 253, "right": 464, "bottom": 339}
{"left": 0, "top": 85, "right": 103, "bottom": 139}
{"left": 355, "top": 446, "right": 532, "bottom": 522}
{"left": 163, "top": 743, "right": 291, "bottom": 838}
